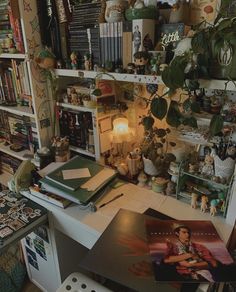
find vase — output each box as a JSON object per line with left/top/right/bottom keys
{"left": 214, "top": 155, "right": 235, "bottom": 180}
{"left": 105, "top": 0, "right": 128, "bottom": 22}
{"left": 142, "top": 156, "right": 158, "bottom": 176}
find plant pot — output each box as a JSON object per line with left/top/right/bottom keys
{"left": 151, "top": 177, "right": 168, "bottom": 193}
{"left": 209, "top": 41, "right": 236, "bottom": 80}
{"left": 214, "top": 155, "right": 235, "bottom": 180}
{"left": 125, "top": 7, "right": 158, "bottom": 20}
{"left": 142, "top": 156, "right": 158, "bottom": 176}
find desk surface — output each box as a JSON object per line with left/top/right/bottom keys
{"left": 22, "top": 182, "right": 234, "bottom": 250}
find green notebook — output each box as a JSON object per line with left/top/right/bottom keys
{"left": 45, "top": 156, "right": 103, "bottom": 191}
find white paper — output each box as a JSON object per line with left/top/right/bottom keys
{"left": 62, "top": 168, "right": 91, "bottom": 180}
{"left": 38, "top": 162, "right": 65, "bottom": 177}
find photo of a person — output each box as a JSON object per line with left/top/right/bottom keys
{"left": 133, "top": 25, "right": 141, "bottom": 53}
{"left": 146, "top": 220, "right": 236, "bottom": 282}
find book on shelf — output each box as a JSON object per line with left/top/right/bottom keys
{"left": 40, "top": 155, "right": 117, "bottom": 205}
{"left": 29, "top": 186, "right": 71, "bottom": 208}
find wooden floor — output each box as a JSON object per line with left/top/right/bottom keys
{"left": 21, "top": 278, "right": 42, "bottom": 292}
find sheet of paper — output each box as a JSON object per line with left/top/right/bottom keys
{"left": 38, "top": 162, "right": 65, "bottom": 177}
{"left": 81, "top": 168, "right": 116, "bottom": 191}
{"left": 62, "top": 168, "right": 91, "bottom": 180}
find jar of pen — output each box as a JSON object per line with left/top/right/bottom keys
{"left": 51, "top": 136, "right": 70, "bottom": 162}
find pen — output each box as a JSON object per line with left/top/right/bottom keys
{"left": 99, "top": 193, "right": 124, "bottom": 208}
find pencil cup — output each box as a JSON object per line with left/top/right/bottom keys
{"left": 126, "top": 155, "right": 140, "bottom": 177}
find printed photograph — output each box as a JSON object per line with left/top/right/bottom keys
{"left": 146, "top": 220, "right": 236, "bottom": 282}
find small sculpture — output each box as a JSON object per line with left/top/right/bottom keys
{"left": 133, "top": 51, "right": 150, "bottom": 75}
{"left": 137, "top": 171, "right": 148, "bottom": 187}
{"left": 200, "top": 195, "right": 208, "bottom": 212}
{"left": 165, "top": 181, "right": 176, "bottom": 196}
{"left": 210, "top": 199, "right": 219, "bottom": 216}
{"left": 70, "top": 51, "right": 78, "bottom": 70}
{"left": 191, "top": 192, "right": 198, "bottom": 209}
{"left": 201, "top": 155, "right": 214, "bottom": 176}
{"left": 84, "top": 53, "right": 92, "bottom": 71}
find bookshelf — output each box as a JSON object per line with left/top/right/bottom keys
{"left": 0, "top": 0, "right": 52, "bottom": 189}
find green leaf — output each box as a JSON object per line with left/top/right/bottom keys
{"left": 166, "top": 101, "right": 182, "bottom": 128}
{"left": 182, "top": 116, "right": 198, "bottom": 128}
{"left": 150, "top": 97, "right": 168, "bottom": 120}
{"left": 209, "top": 115, "right": 224, "bottom": 136}
{"left": 92, "top": 88, "right": 102, "bottom": 96}
{"left": 183, "top": 98, "right": 191, "bottom": 112}
{"left": 212, "top": 39, "right": 224, "bottom": 58}
{"left": 169, "top": 142, "right": 176, "bottom": 147}
{"left": 192, "top": 31, "right": 208, "bottom": 54}
{"left": 156, "top": 128, "right": 167, "bottom": 138}
{"left": 190, "top": 101, "right": 201, "bottom": 113}
{"left": 187, "top": 80, "right": 200, "bottom": 91}
{"left": 142, "top": 116, "right": 155, "bottom": 130}
{"left": 217, "top": 18, "right": 232, "bottom": 31}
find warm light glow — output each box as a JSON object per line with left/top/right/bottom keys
{"left": 111, "top": 116, "right": 135, "bottom": 144}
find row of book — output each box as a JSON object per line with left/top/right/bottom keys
{"left": 0, "top": 153, "right": 21, "bottom": 175}
{"left": 0, "top": 59, "right": 31, "bottom": 106}
{"left": 0, "top": 110, "right": 38, "bottom": 151}
{"left": 59, "top": 110, "right": 94, "bottom": 153}
{"left": 0, "top": 0, "right": 24, "bottom": 53}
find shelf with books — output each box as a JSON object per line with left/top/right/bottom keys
{"left": 0, "top": 53, "right": 27, "bottom": 59}
{"left": 0, "top": 170, "right": 12, "bottom": 187}
{"left": 0, "top": 143, "right": 33, "bottom": 161}
{"left": 0, "top": 104, "right": 34, "bottom": 118}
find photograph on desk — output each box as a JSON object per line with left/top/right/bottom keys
{"left": 146, "top": 219, "right": 236, "bottom": 283}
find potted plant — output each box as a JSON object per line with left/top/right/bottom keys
{"left": 159, "top": 8, "right": 236, "bottom": 137}
{"left": 140, "top": 114, "right": 176, "bottom": 177}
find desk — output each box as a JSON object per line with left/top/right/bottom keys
{"left": 21, "top": 183, "right": 234, "bottom": 291}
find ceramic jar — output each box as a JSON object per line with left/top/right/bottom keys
{"left": 105, "top": 0, "right": 128, "bottom": 22}
{"left": 143, "top": 156, "right": 158, "bottom": 176}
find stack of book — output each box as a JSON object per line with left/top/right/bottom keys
{"left": 40, "top": 156, "right": 117, "bottom": 205}
{"left": 69, "top": 1, "right": 101, "bottom": 68}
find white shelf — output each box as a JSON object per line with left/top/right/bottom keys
{"left": 55, "top": 69, "right": 163, "bottom": 84}
{"left": 57, "top": 102, "right": 96, "bottom": 113}
{"left": 69, "top": 145, "right": 95, "bottom": 158}
{"left": 0, "top": 53, "right": 27, "bottom": 59}
{"left": 0, "top": 143, "right": 34, "bottom": 161}
{"left": 0, "top": 170, "right": 12, "bottom": 187}
{"left": 55, "top": 69, "right": 236, "bottom": 90}
{"left": 0, "top": 105, "right": 35, "bottom": 118}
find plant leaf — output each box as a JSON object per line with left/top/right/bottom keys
{"left": 166, "top": 100, "right": 182, "bottom": 128}
{"left": 150, "top": 97, "right": 168, "bottom": 120}
{"left": 182, "top": 116, "right": 198, "bottom": 128}
{"left": 142, "top": 116, "right": 155, "bottom": 130}
{"left": 209, "top": 115, "right": 224, "bottom": 136}
{"left": 190, "top": 101, "right": 201, "bottom": 113}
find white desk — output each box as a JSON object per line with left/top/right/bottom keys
{"left": 21, "top": 183, "right": 234, "bottom": 291}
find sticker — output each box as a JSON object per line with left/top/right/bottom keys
{"left": 26, "top": 246, "right": 39, "bottom": 270}
{"left": 0, "top": 226, "right": 13, "bottom": 238}
{"left": 8, "top": 219, "right": 25, "bottom": 231}
{"left": 34, "top": 236, "right": 47, "bottom": 261}
{"left": 34, "top": 226, "right": 49, "bottom": 243}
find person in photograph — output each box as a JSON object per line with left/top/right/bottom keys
{"left": 133, "top": 25, "right": 141, "bottom": 53}
{"left": 163, "top": 225, "right": 218, "bottom": 281}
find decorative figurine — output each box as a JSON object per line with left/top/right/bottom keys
{"left": 201, "top": 155, "right": 214, "bottom": 176}
{"left": 200, "top": 195, "right": 208, "bottom": 212}
{"left": 70, "top": 51, "right": 78, "bottom": 70}
{"left": 133, "top": 51, "right": 150, "bottom": 75}
{"left": 137, "top": 171, "right": 148, "bottom": 187}
{"left": 210, "top": 199, "right": 219, "bottom": 216}
{"left": 165, "top": 181, "right": 176, "bottom": 196}
{"left": 191, "top": 192, "right": 198, "bottom": 209}
{"left": 84, "top": 53, "right": 92, "bottom": 71}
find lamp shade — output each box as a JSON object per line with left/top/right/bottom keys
{"left": 111, "top": 116, "right": 135, "bottom": 143}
